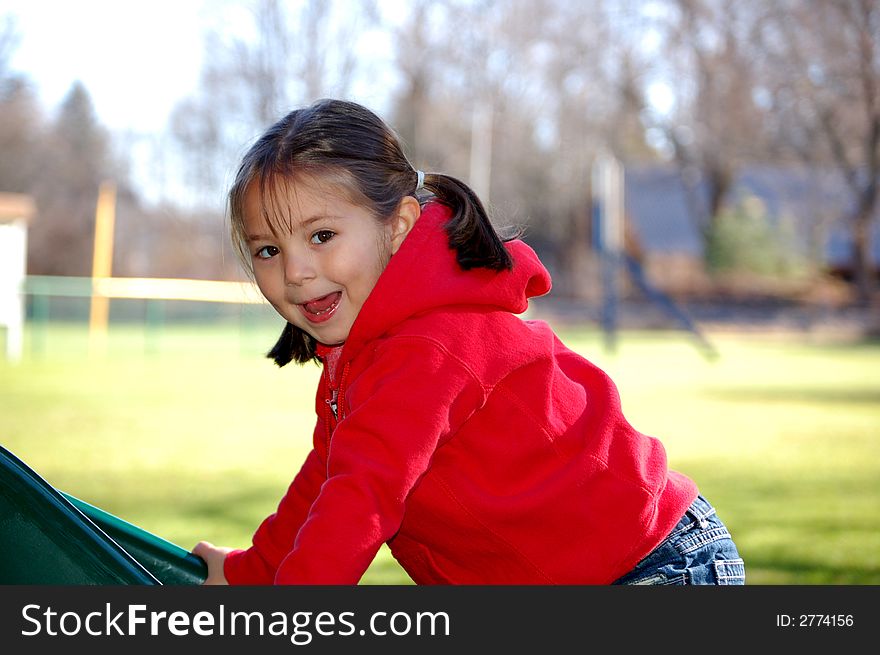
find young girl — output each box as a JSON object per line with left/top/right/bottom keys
{"left": 193, "top": 99, "right": 745, "bottom": 585}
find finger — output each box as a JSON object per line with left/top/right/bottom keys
{"left": 192, "top": 541, "right": 214, "bottom": 556}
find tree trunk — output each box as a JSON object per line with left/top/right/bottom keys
{"left": 852, "top": 207, "right": 875, "bottom": 306}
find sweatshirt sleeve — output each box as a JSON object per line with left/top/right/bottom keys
{"left": 224, "top": 444, "right": 326, "bottom": 584}
{"left": 273, "top": 337, "right": 485, "bottom": 584}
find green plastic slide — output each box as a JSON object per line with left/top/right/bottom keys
{"left": 0, "top": 444, "right": 207, "bottom": 585}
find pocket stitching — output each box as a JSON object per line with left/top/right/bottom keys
{"left": 713, "top": 558, "right": 746, "bottom": 585}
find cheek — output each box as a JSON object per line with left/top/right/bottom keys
{"left": 373, "top": 233, "right": 393, "bottom": 277}
{"left": 252, "top": 267, "right": 278, "bottom": 298}
{"left": 370, "top": 242, "right": 393, "bottom": 289}
{"left": 341, "top": 245, "right": 388, "bottom": 302}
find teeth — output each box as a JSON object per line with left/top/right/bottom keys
{"left": 303, "top": 293, "right": 340, "bottom": 315}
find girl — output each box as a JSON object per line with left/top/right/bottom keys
{"left": 193, "top": 99, "right": 745, "bottom": 585}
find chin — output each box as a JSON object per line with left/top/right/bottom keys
{"left": 313, "top": 330, "right": 348, "bottom": 347}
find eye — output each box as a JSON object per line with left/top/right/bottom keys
{"left": 254, "top": 245, "right": 279, "bottom": 260}
{"left": 310, "top": 230, "right": 335, "bottom": 245}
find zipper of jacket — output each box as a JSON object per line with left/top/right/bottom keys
{"left": 326, "top": 389, "right": 339, "bottom": 421}
{"left": 323, "top": 362, "right": 351, "bottom": 463}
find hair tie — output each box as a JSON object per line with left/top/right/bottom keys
{"left": 415, "top": 170, "right": 425, "bottom": 190}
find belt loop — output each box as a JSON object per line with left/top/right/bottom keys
{"left": 685, "top": 497, "right": 715, "bottom": 530}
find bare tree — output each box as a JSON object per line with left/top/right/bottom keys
{"left": 0, "top": 15, "right": 43, "bottom": 195}
{"left": 390, "top": 0, "right": 452, "bottom": 167}
{"left": 757, "top": 0, "right": 880, "bottom": 304}
{"left": 169, "top": 0, "right": 378, "bottom": 207}
{"left": 0, "top": 77, "right": 42, "bottom": 195}
{"left": 27, "top": 82, "right": 113, "bottom": 276}
{"left": 388, "top": 0, "right": 662, "bottom": 296}
{"left": 391, "top": 0, "right": 559, "bottom": 217}
{"left": 504, "top": 0, "right": 659, "bottom": 295}
{"left": 2, "top": 24, "right": 148, "bottom": 279}
{"left": 645, "top": 0, "right": 766, "bottom": 246}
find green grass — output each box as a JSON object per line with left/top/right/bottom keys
{"left": 2, "top": 320, "right": 879, "bottom": 584}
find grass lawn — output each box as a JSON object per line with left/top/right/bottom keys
{"left": 2, "top": 319, "right": 878, "bottom": 584}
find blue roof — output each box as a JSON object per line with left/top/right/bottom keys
{"left": 623, "top": 164, "right": 880, "bottom": 266}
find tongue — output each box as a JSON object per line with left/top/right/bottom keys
{"left": 305, "top": 292, "right": 341, "bottom": 314}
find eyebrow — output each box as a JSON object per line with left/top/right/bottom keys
{"left": 301, "top": 214, "right": 340, "bottom": 227}
{"left": 246, "top": 214, "right": 343, "bottom": 241}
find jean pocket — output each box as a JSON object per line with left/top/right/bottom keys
{"left": 713, "top": 558, "right": 746, "bottom": 585}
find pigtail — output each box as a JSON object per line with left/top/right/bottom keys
{"left": 267, "top": 322, "right": 318, "bottom": 367}
{"left": 422, "top": 172, "right": 515, "bottom": 272}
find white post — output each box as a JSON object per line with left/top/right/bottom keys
{"left": 0, "top": 194, "right": 35, "bottom": 362}
{"left": 593, "top": 150, "right": 624, "bottom": 256}
{"left": 592, "top": 151, "right": 625, "bottom": 351}
{"left": 0, "top": 219, "right": 28, "bottom": 362}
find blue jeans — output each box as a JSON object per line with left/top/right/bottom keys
{"left": 612, "top": 495, "right": 745, "bottom": 585}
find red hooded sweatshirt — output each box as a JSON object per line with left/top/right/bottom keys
{"left": 223, "top": 202, "right": 698, "bottom": 585}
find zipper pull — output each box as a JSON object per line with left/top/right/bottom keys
{"left": 326, "top": 389, "right": 339, "bottom": 420}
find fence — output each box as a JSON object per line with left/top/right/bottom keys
{"left": 17, "top": 276, "right": 279, "bottom": 358}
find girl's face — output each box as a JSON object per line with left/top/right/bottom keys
{"left": 243, "top": 176, "right": 416, "bottom": 347}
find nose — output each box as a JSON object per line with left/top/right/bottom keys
{"left": 283, "top": 251, "right": 316, "bottom": 287}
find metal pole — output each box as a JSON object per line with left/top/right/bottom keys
{"left": 592, "top": 151, "right": 624, "bottom": 353}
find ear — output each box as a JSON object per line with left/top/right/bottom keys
{"left": 388, "top": 195, "right": 421, "bottom": 255}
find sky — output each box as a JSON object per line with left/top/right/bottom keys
{"left": 4, "top": 0, "right": 401, "bottom": 134}
{"left": 3, "top": 0, "right": 400, "bottom": 206}
{"left": 5, "top": 0, "right": 207, "bottom": 134}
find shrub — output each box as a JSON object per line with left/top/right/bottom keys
{"left": 706, "top": 194, "right": 809, "bottom": 278}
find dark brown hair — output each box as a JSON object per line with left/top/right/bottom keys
{"left": 228, "top": 98, "right": 513, "bottom": 366}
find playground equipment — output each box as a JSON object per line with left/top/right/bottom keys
{"left": 0, "top": 445, "right": 207, "bottom": 585}
{"left": 591, "top": 153, "right": 718, "bottom": 360}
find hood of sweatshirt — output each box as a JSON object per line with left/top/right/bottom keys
{"left": 339, "top": 202, "right": 552, "bottom": 363}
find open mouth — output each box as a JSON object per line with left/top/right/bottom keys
{"left": 298, "top": 291, "right": 342, "bottom": 323}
